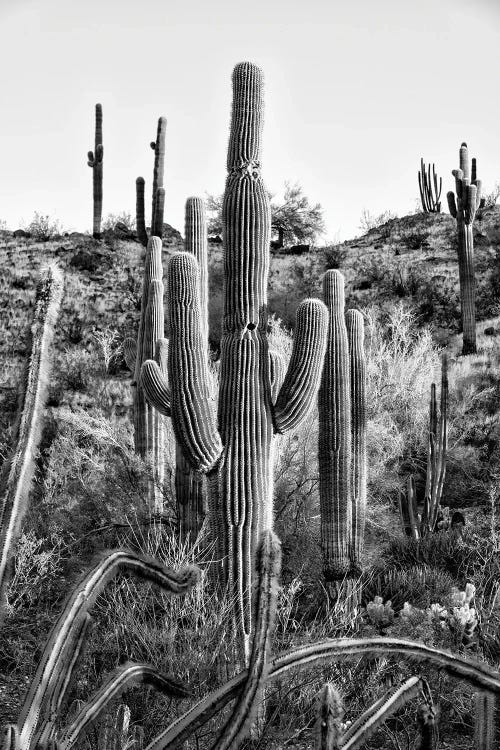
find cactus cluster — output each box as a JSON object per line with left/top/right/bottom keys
{"left": 399, "top": 353, "right": 448, "bottom": 539}
{"left": 141, "top": 62, "right": 328, "bottom": 664}
{"left": 87, "top": 103, "right": 103, "bottom": 239}
{"left": 447, "top": 142, "right": 485, "bottom": 355}
{"left": 0, "top": 265, "right": 63, "bottom": 621}
{"left": 136, "top": 117, "right": 167, "bottom": 246}
{"left": 318, "top": 270, "right": 366, "bottom": 600}
{"left": 418, "top": 158, "right": 442, "bottom": 213}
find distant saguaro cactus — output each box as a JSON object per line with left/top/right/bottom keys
{"left": 141, "top": 62, "right": 328, "bottom": 662}
{"left": 447, "top": 142, "right": 485, "bottom": 355}
{"left": 0, "top": 265, "right": 63, "bottom": 622}
{"left": 87, "top": 103, "right": 103, "bottom": 239}
{"left": 136, "top": 117, "right": 167, "bottom": 246}
{"left": 418, "top": 158, "right": 442, "bottom": 213}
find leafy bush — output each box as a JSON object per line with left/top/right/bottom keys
{"left": 23, "top": 211, "right": 63, "bottom": 240}
{"left": 322, "top": 243, "right": 347, "bottom": 269}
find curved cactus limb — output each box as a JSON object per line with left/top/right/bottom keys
{"left": 58, "top": 663, "right": 189, "bottom": 750}
{"left": 0, "top": 265, "right": 64, "bottom": 622}
{"left": 274, "top": 298, "right": 328, "bottom": 433}
{"left": 16, "top": 550, "right": 199, "bottom": 749}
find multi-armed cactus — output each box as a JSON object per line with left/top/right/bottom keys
{"left": 318, "top": 271, "right": 367, "bottom": 601}
{"left": 418, "top": 158, "right": 442, "bottom": 213}
{"left": 141, "top": 62, "right": 328, "bottom": 662}
{"left": 447, "top": 142, "right": 484, "bottom": 355}
{"left": 398, "top": 353, "right": 448, "bottom": 540}
{"left": 87, "top": 103, "right": 103, "bottom": 239}
{"left": 0, "top": 265, "right": 63, "bottom": 621}
{"left": 3, "top": 548, "right": 198, "bottom": 750}
{"left": 136, "top": 117, "right": 167, "bottom": 247}
{"left": 124, "top": 237, "right": 166, "bottom": 511}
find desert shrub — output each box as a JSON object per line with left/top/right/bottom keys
{"left": 102, "top": 211, "right": 136, "bottom": 232}
{"left": 322, "top": 243, "right": 347, "bottom": 269}
{"left": 364, "top": 303, "right": 439, "bottom": 499}
{"left": 363, "top": 564, "right": 456, "bottom": 611}
{"left": 358, "top": 208, "right": 398, "bottom": 234}
{"left": 57, "top": 346, "right": 97, "bottom": 391}
{"left": 23, "top": 211, "right": 63, "bottom": 240}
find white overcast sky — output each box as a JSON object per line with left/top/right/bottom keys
{"left": 1, "top": 0, "right": 499, "bottom": 241}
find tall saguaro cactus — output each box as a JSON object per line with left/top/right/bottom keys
{"left": 0, "top": 265, "right": 64, "bottom": 621}
{"left": 318, "top": 270, "right": 352, "bottom": 589}
{"left": 418, "top": 158, "right": 442, "bottom": 213}
{"left": 318, "top": 271, "right": 367, "bottom": 601}
{"left": 346, "top": 309, "right": 367, "bottom": 572}
{"left": 141, "top": 62, "right": 328, "bottom": 661}
{"left": 87, "top": 103, "right": 103, "bottom": 239}
{"left": 124, "top": 237, "right": 166, "bottom": 511}
{"left": 136, "top": 117, "right": 167, "bottom": 246}
{"left": 447, "top": 142, "right": 484, "bottom": 355}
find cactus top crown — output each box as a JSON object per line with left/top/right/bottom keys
{"left": 323, "top": 270, "right": 345, "bottom": 312}
{"left": 227, "top": 62, "right": 264, "bottom": 172}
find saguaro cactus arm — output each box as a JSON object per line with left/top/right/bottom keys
{"left": 0, "top": 265, "right": 64, "bottom": 621}
{"left": 144, "top": 252, "right": 222, "bottom": 472}
{"left": 273, "top": 298, "right": 328, "bottom": 433}
{"left": 16, "top": 550, "right": 199, "bottom": 749}
{"left": 58, "top": 663, "right": 189, "bottom": 750}
{"left": 140, "top": 361, "right": 171, "bottom": 417}
{"left": 136, "top": 177, "right": 148, "bottom": 247}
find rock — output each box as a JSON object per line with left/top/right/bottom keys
{"left": 113, "top": 221, "right": 136, "bottom": 239}
{"left": 484, "top": 326, "right": 496, "bottom": 336}
{"left": 208, "top": 235, "right": 223, "bottom": 244}
{"left": 286, "top": 244, "right": 310, "bottom": 254}
{"left": 161, "top": 223, "right": 183, "bottom": 246}
{"left": 13, "top": 229, "right": 30, "bottom": 238}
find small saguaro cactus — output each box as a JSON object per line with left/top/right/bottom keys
{"left": 418, "top": 158, "right": 442, "bottom": 213}
{"left": 398, "top": 353, "right": 448, "bottom": 540}
{"left": 319, "top": 271, "right": 367, "bottom": 603}
{"left": 136, "top": 117, "right": 167, "bottom": 246}
{"left": 87, "top": 103, "right": 103, "bottom": 239}
{"left": 0, "top": 265, "right": 64, "bottom": 622}
{"left": 141, "top": 62, "right": 328, "bottom": 663}
{"left": 447, "top": 142, "right": 485, "bottom": 355}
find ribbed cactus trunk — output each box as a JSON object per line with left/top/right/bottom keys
{"left": 318, "top": 271, "right": 352, "bottom": 593}
{"left": 346, "top": 309, "right": 366, "bottom": 573}
{"left": 132, "top": 237, "right": 165, "bottom": 511}
{"left": 136, "top": 177, "right": 148, "bottom": 247}
{"left": 151, "top": 117, "right": 167, "bottom": 239}
{"left": 0, "top": 265, "right": 63, "bottom": 621}
{"left": 87, "top": 103, "right": 103, "bottom": 239}
{"left": 447, "top": 143, "right": 484, "bottom": 356}
{"left": 141, "top": 62, "right": 327, "bottom": 665}
{"left": 175, "top": 197, "right": 210, "bottom": 540}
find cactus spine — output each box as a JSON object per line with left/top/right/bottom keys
{"left": 0, "top": 265, "right": 63, "bottom": 621}
{"left": 319, "top": 272, "right": 367, "bottom": 599}
{"left": 418, "top": 158, "right": 442, "bottom": 213}
{"left": 447, "top": 142, "right": 484, "bottom": 355}
{"left": 141, "top": 62, "right": 328, "bottom": 661}
{"left": 136, "top": 117, "right": 167, "bottom": 246}
{"left": 87, "top": 103, "right": 103, "bottom": 239}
